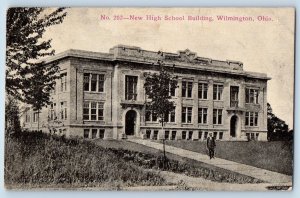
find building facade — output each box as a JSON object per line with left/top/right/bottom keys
{"left": 22, "top": 45, "right": 270, "bottom": 141}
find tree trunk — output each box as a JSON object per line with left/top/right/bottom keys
{"left": 37, "top": 111, "right": 40, "bottom": 131}
{"left": 161, "top": 118, "right": 166, "bottom": 170}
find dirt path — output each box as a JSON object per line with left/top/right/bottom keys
{"left": 125, "top": 169, "right": 292, "bottom": 191}
{"left": 128, "top": 139, "right": 292, "bottom": 184}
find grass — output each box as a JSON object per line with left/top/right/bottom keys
{"left": 4, "top": 131, "right": 166, "bottom": 189}
{"left": 5, "top": 131, "right": 263, "bottom": 190}
{"left": 164, "top": 140, "right": 293, "bottom": 175}
{"left": 94, "top": 139, "right": 263, "bottom": 183}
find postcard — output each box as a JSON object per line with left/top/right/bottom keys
{"left": 5, "top": 8, "right": 294, "bottom": 191}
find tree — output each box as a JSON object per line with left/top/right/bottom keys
{"left": 144, "top": 54, "right": 178, "bottom": 169}
{"left": 6, "top": 8, "right": 67, "bottom": 130}
{"left": 5, "top": 95, "right": 21, "bottom": 135}
{"left": 267, "top": 103, "right": 290, "bottom": 141}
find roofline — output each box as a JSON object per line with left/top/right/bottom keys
{"left": 43, "top": 49, "right": 271, "bottom": 81}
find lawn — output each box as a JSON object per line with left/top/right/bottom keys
{"left": 5, "top": 131, "right": 262, "bottom": 190}
{"left": 5, "top": 132, "right": 166, "bottom": 189}
{"left": 94, "top": 139, "right": 263, "bottom": 183}
{"left": 164, "top": 140, "right": 293, "bottom": 175}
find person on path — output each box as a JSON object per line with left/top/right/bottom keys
{"left": 206, "top": 133, "right": 216, "bottom": 159}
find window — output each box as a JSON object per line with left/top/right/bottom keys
{"left": 182, "top": 131, "right": 187, "bottom": 140}
{"left": 83, "top": 102, "right": 90, "bottom": 120}
{"left": 60, "top": 73, "right": 67, "bottom": 92}
{"left": 164, "top": 107, "right": 176, "bottom": 123}
{"left": 188, "top": 131, "right": 193, "bottom": 140}
{"left": 98, "top": 103, "right": 104, "bottom": 120}
{"left": 245, "top": 112, "right": 258, "bottom": 126}
{"left": 153, "top": 130, "right": 158, "bottom": 140}
{"left": 198, "top": 131, "right": 203, "bottom": 140}
{"left": 230, "top": 86, "right": 239, "bottom": 107}
{"left": 83, "top": 101, "right": 104, "bottom": 121}
{"left": 33, "top": 112, "right": 39, "bottom": 123}
{"left": 92, "top": 129, "right": 97, "bottom": 139}
{"left": 99, "top": 129, "right": 105, "bottom": 139}
{"left": 213, "top": 109, "right": 223, "bottom": 124}
{"left": 60, "top": 102, "right": 67, "bottom": 120}
{"left": 145, "top": 107, "right": 158, "bottom": 122}
{"left": 146, "top": 130, "right": 151, "bottom": 139}
{"left": 182, "top": 81, "right": 193, "bottom": 98}
{"left": 247, "top": 133, "right": 259, "bottom": 141}
{"left": 84, "top": 73, "right": 105, "bottom": 92}
{"left": 198, "top": 108, "right": 208, "bottom": 124}
{"left": 198, "top": 83, "right": 208, "bottom": 99}
{"left": 50, "top": 83, "right": 56, "bottom": 95}
{"left": 83, "top": 129, "right": 105, "bottom": 139}
{"left": 49, "top": 103, "right": 56, "bottom": 121}
{"left": 25, "top": 111, "right": 31, "bottom": 123}
{"left": 91, "top": 102, "right": 97, "bottom": 120}
{"left": 245, "top": 88, "right": 259, "bottom": 104}
{"left": 170, "top": 81, "right": 176, "bottom": 97}
{"left": 125, "top": 76, "right": 138, "bottom": 100}
{"left": 84, "top": 129, "right": 89, "bottom": 138}
{"left": 165, "top": 131, "right": 170, "bottom": 140}
{"left": 251, "top": 133, "right": 255, "bottom": 140}
{"left": 171, "top": 131, "right": 176, "bottom": 140}
{"left": 246, "top": 133, "right": 250, "bottom": 140}
{"left": 219, "top": 132, "right": 223, "bottom": 140}
{"left": 145, "top": 109, "right": 151, "bottom": 122}
{"left": 213, "top": 132, "right": 218, "bottom": 139}
{"left": 170, "top": 107, "right": 175, "bottom": 122}
{"left": 213, "top": 84, "right": 223, "bottom": 100}
{"left": 204, "top": 132, "right": 208, "bottom": 140}
{"left": 182, "top": 107, "right": 192, "bottom": 123}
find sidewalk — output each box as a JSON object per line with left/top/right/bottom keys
{"left": 128, "top": 139, "right": 292, "bottom": 184}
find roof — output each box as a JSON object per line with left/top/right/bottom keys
{"left": 44, "top": 45, "right": 271, "bottom": 80}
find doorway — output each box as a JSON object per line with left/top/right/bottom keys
{"left": 230, "top": 115, "right": 238, "bottom": 137}
{"left": 125, "top": 110, "right": 136, "bottom": 136}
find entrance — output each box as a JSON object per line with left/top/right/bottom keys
{"left": 125, "top": 110, "right": 136, "bottom": 136}
{"left": 230, "top": 115, "right": 238, "bottom": 137}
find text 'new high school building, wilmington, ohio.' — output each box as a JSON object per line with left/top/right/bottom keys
{"left": 22, "top": 45, "right": 271, "bottom": 141}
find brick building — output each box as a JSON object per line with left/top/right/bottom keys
{"left": 22, "top": 45, "right": 270, "bottom": 141}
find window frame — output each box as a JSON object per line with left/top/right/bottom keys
{"left": 213, "top": 84, "right": 224, "bottom": 101}
{"left": 60, "top": 101, "right": 67, "bottom": 120}
{"left": 125, "top": 75, "right": 138, "bottom": 100}
{"left": 245, "top": 111, "right": 259, "bottom": 126}
{"left": 33, "top": 112, "right": 39, "bottom": 123}
{"left": 182, "top": 106, "right": 193, "bottom": 124}
{"left": 213, "top": 108, "right": 223, "bottom": 125}
{"left": 182, "top": 81, "right": 193, "bottom": 98}
{"left": 198, "top": 82, "right": 208, "bottom": 100}
{"left": 198, "top": 107, "right": 208, "bottom": 124}
{"left": 145, "top": 107, "right": 158, "bottom": 123}
{"left": 83, "top": 73, "right": 105, "bottom": 93}
{"left": 83, "top": 101, "right": 105, "bottom": 121}
{"left": 60, "top": 73, "right": 67, "bottom": 92}
{"left": 245, "top": 88, "right": 259, "bottom": 104}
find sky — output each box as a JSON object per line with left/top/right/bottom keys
{"left": 43, "top": 8, "right": 295, "bottom": 128}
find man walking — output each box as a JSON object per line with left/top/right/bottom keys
{"left": 206, "top": 133, "right": 216, "bottom": 159}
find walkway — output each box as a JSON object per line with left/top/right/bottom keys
{"left": 128, "top": 139, "right": 292, "bottom": 184}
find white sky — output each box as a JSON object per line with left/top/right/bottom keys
{"left": 44, "top": 8, "right": 295, "bottom": 128}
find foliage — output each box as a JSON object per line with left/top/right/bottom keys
{"left": 144, "top": 58, "right": 178, "bottom": 126}
{"left": 267, "top": 103, "right": 292, "bottom": 141}
{"left": 5, "top": 95, "right": 21, "bottom": 135}
{"left": 5, "top": 131, "right": 165, "bottom": 189}
{"left": 6, "top": 8, "right": 67, "bottom": 111}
